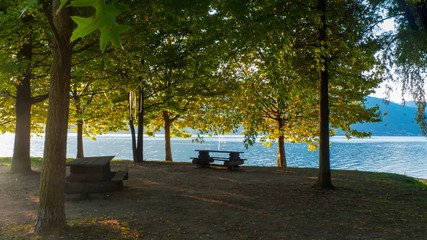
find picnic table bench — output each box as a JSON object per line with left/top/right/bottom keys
{"left": 191, "top": 150, "right": 245, "bottom": 171}
{"left": 65, "top": 156, "right": 128, "bottom": 200}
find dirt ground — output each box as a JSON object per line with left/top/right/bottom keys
{"left": 0, "top": 161, "right": 426, "bottom": 239}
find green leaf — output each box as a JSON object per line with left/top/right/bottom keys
{"left": 20, "top": 0, "right": 37, "bottom": 17}
{"left": 20, "top": 0, "right": 69, "bottom": 16}
{"left": 56, "top": 0, "right": 70, "bottom": 13}
{"left": 70, "top": 15, "right": 99, "bottom": 39}
{"left": 67, "top": 0, "right": 92, "bottom": 7}
{"left": 69, "top": 0, "right": 131, "bottom": 51}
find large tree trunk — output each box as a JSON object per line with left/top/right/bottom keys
{"left": 277, "top": 119, "right": 287, "bottom": 167}
{"left": 316, "top": 59, "right": 334, "bottom": 189}
{"left": 10, "top": 15, "right": 34, "bottom": 174}
{"left": 314, "top": 0, "right": 334, "bottom": 190}
{"left": 11, "top": 70, "right": 32, "bottom": 174}
{"left": 163, "top": 111, "right": 173, "bottom": 162}
{"left": 35, "top": 1, "right": 73, "bottom": 234}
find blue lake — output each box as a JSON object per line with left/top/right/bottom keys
{"left": 0, "top": 133, "right": 426, "bottom": 179}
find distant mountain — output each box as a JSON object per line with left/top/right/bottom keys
{"left": 351, "top": 97, "right": 423, "bottom": 136}
{"left": 103, "top": 97, "right": 423, "bottom": 137}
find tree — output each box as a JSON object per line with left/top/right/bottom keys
{"left": 216, "top": 0, "right": 382, "bottom": 175}
{"left": 128, "top": 87, "right": 145, "bottom": 163}
{"left": 70, "top": 76, "right": 128, "bottom": 158}
{"left": 34, "top": 0, "right": 130, "bottom": 233}
{"left": 34, "top": 0, "right": 73, "bottom": 232}
{"left": 311, "top": 0, "right": 382, "bottom": 189}
{"left": 119, "top": 0, "right": 228, "bottom": 162}
{"left": 99, "top": 0, "right": 198, "bottom": 163}
{"left": 0, "top": 2, "right": 50, "bottom": 174}
{"left": 145, "top": 43, "right": 231, "bottom": 162}
{"left": 234, "top": 53, "right": 318, "bottom": 168}
{"left": 69, "top": 48, "right": 128, "bottom": 158}
{"left": 100, "top": 39, "right": 166, "bottom": 163}
{"left": 316, "top": 0, "right": 332, "bottom": 189}
{"left": 379, "top": 0, "right": 427, "bottom": 134}
{"left": 101, "top": 40, "right": 164, "bottom": 163}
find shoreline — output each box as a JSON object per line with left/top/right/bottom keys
{"left": 2, "top": 157, "right": 427, "bottom": 180}
{"left": 1, "top": 135, "right": 426, "bottom": 179}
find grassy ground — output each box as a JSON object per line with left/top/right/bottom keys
{"left": 0, "top": 159, "right": 426, "bottom": 239}
{"left": 0, "top": 157, "right": 43, "bottom": 167}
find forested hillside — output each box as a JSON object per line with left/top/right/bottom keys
{"left": 353, "top": 97, "right": 423, "bottom": 136}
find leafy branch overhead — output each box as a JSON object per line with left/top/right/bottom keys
{"left": 65, "top": 0, "right": 131, "bottom": 51}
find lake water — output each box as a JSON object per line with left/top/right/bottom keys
{"left": 0, "top": 133, "right": 426, "bottom": 179}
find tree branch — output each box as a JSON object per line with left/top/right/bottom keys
{"left": 1, "top": 91, "right": 16, "bottom": 99}
{"left": 40, "top": 0, "right": 61, "bottom": 48}
{"left": 31, "top": 93, "right": 49, "bottom": 104}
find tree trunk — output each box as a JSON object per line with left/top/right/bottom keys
{"left": 316, "top": 59, "right": 334, "bottom": 190}
{"left": 129, "top": 116, "right": 138, "bottom": 162}
{"left": 129, "top": 92, "right": 138, "bottom": 161}
{"left": 35, "top": 1, "right": 73, "bottom": 234}
{"left": 74, "top": 94, "right": 84, "bottom": 158}
{"left": 11, "top": 14, "right": 34, "bottom": 174}
{"left": 76, "top": 118, "right": 84, "bottom": 158}
{"left": 11, "top": 71, "right": 32, "bottom": 174}
{"left": 277, "top": 119, "right": 287, "bottom": 167}
{"left": 129, "top": 90, "right": 144, "bottom": 163}
{"left": 163, "top": 111, "right": 173, "bottom": 162}
{"left": 277, "top": 135, "right": 287, "bottom": 167}
{"left": 314, "top": 0, "right": 334, "bottom": 190}
{"left": 135, "top": 88, "right": 144, "bottom": 163}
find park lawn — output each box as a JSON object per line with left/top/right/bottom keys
{"left": 0, "top": 157, "right": 44, "bottom": 167}
{"left": 0, "top": 157, "right": 81, "bottom": 168}
{"left": 0, "top": 160, "right": 426, "bottom": 239}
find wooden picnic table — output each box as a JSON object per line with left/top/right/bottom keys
{"left": 65, "top": 156, "right": 128, "bottom": 200}
{"left": 66, "top": 156, "right": 115, "bottom": 182}
{"left": 191, "top": 150, "right": 245, "bottom": 171}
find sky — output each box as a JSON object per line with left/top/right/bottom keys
{"left": 370, "top": 81, "right": 411, "bottom": 104}
{"left": 369, "top": 18, "right": 417, "bottom": 104}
